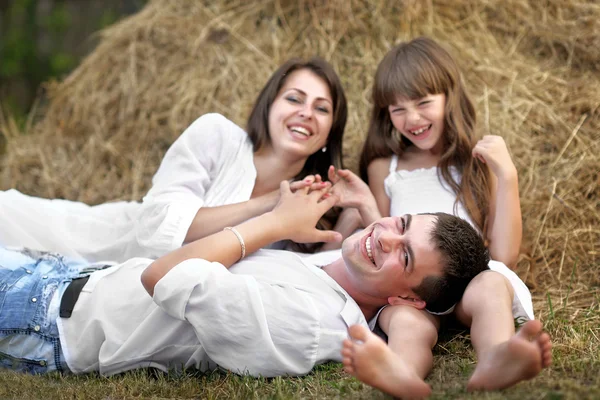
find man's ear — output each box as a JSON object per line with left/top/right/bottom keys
{"left": 387, "top": 296, "right": 426, "bottom": 310}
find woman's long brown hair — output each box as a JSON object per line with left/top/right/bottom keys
{"left": 359, "top": 37, "right": 491, "bottom": 233}
{"left": 247, "top": 57, "right": 348, "bottom": 252}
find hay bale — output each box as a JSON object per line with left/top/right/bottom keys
{"left": 1, "top": 0, "right": 598, "bottom": 310}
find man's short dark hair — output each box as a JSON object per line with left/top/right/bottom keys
{"left": 412, "top": 212, "right": 490, "bottom": 313}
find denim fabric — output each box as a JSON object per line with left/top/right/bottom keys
{"left": 0, "top": 247, "right": 88, "bottom": 374}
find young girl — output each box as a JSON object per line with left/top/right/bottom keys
{"left": 0, "top": 57, "right": 347, "bottom": 262}
{"left": 339, "top": 37, "right": 545, "bottom": 397}
{"left": 359, "top": 37, "right": 521, "bottom": 269}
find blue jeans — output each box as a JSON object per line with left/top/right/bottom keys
{"left": 0, "top": 247, "right": 88, "bottom": 374}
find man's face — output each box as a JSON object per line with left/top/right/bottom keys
{"left": 341, "top": 214, "right": 443, "bottom": 300}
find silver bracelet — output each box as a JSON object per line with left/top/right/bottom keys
{"left": 224, "top": 227, "right": 246, "bottom": 260}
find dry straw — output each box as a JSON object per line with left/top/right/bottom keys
{"left": 1, "top": 0, "right": 598, "bottom": 318}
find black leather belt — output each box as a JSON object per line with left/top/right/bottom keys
{"left": 59, "top": 275, "right": 90, "bottom": 318}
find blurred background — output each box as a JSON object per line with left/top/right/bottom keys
{"left": 0, "top": 0, "right": 147, "bottom": 124}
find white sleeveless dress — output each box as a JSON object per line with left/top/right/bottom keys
{"left": 385, "top": 155, "right": 474, "bottom": 227}
{"left": 384, "top": 155, "right": 534, "bottom": 321}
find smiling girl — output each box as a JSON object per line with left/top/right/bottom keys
{"left": 340, "top": 36, "right": 538, "bottom": 397}
{"left": 360, "top": 37, "right": 521, "bottom": 269}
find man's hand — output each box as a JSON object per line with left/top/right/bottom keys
{"left": 472, "top": 135, "right": 517, "bottom": 181}
{"left": 270, "top": 180, "right": 342, "bottom": 244}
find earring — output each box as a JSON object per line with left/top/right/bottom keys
{"left": 321, "top": 146, "right": 327, "bottom": 153}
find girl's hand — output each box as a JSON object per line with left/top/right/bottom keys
{"left": 271, "top": 180, "right": 342, "bottom": 244}
{"left": 472, "top": 135, "right": 517, "bottom": 181}
{"left": 328, "top": 166, "right": 375, "bottom": 209}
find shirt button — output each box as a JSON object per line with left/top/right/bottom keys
{"left": 42, "top": 276, "right": 48, "bottom": 279}
{"left": 34, "top": 325, "right": 41, "bottom": 332}
{"left": 31, "top": 298, "right": 37, "bottom": 303}
{"left": 26, "top": 270, "right": 32, "bottom": 274}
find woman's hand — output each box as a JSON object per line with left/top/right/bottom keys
{"left": 258, "top": 175, "right": 329, "bottom": 212}
{"left": 472, "top": 135, "right": 517, "bottom": 181}
{"left": 270, "top": 180, "right": 342, "bottom": 244}
{"left": 291, "top": 174, "right": 330, "bottom": 193}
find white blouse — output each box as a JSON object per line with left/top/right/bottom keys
{"left": 0, "top": 114, "right": 257, "bottom": 262}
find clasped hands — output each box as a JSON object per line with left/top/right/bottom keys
{"left": 269, "top": 166, "right": 376, "bottom": 245}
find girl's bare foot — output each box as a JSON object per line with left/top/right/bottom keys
{"left": 342, "top": 325, "right": 431, "bottom": 399}
{"left": 467, "top": 320, "right": 552, "bottom": 391}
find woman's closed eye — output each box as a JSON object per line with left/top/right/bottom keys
{"left": 315, "top": 105, "right": 330, "bottom": 114}
{"left": 286, "top": 95, "right": 302, "bottom": 104}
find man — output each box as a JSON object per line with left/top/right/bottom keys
{"left": 1, "top": 179, "right": 483, "bottom": 376}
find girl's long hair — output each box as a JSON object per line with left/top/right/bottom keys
{"left": 359, "top": 37, "right": 491, "bottom": 233}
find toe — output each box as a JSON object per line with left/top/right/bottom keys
{"left": 542, "top": 350, "right": 552, "bottom": 367}
{"left": 540, "top": 334, "right": 552, "bottom": 350}
{"left": 517, "top": 320, "right": 542, "bottom": 339}
{"left": 348, "top": 324, "right": 369, "bottom": 342}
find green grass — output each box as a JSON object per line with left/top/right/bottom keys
{"left": 2, "top": 301, "right": 598, "bottom": 400}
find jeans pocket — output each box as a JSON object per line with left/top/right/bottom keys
{"left": 1, "top": 265, "right": 61, "bottom": 333}
{"left": 0, "top": 266, "right": 27, "bottom": 293}
{"left": 0, "top": 268, "right": 28, "bottom": 325}
{"left": 0, "top": 349, "right": 49, "bottom": 374}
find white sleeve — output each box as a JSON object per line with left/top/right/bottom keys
{"left": 134, "top": 114, "right": 240, "bottom": 256}
{"left": 153, "top": 259, "right": 322, "bottom": 377}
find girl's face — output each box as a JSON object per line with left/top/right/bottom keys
{"left": 267, "top": 69, "right": 334, "bottom": 160}
{"left": 388, "top": 94, "right": 446, "bottom": 153}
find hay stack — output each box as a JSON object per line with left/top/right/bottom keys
{"left": 1, "top": 0, "right": 598, "bottom": 314}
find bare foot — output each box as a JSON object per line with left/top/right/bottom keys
{"left": 467, "top": 320, "right": 552, "bottom": 391}
{"left": 342, "top": 325, "right": 432, "bottom": 399}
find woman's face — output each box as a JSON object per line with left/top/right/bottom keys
{"left": 267, "top": 69, "right": 334, "bottom": 160}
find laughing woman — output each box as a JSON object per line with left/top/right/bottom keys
{"left": 0, "top": 58, "right": 348, "bottom": 262}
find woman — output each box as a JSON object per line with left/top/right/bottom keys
{"left": 0, "top": 57, "right": 348, "bottom": 262}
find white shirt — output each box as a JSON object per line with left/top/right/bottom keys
{"left": 57, "top": 249, "right": 370, "bottom": 376}
{"left": 0, "top": 114, "right": 257, "bottom": 262}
